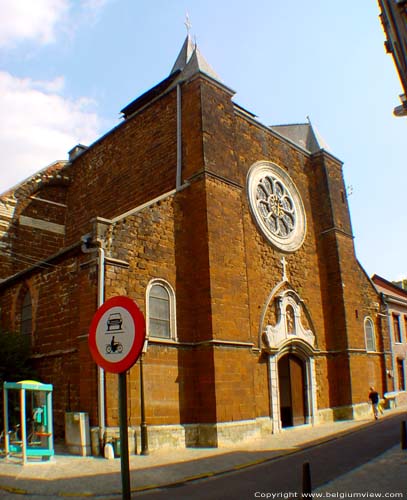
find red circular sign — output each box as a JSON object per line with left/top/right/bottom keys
{"left": 89, "top": 296, "right": 146, "bottom": 373}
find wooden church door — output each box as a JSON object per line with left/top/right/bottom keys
{"left": 278, "top": 353, "right": 306, "bottom": 427}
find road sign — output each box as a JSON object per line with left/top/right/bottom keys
{"left": 88, "top": 296, "right": 145, "bottom": 373}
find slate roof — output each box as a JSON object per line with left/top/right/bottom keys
{"left": 270, "top": 122, "right": 330, "bottom": 154}
{"left": 170, "top": 34, "right": 222, "bottom": 83}
{"left": 121, "top": 35, "right": 224, "bottom": 119}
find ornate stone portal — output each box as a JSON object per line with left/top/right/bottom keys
{"left": 263, "top": 292, "right": 315, "bottom": 351}
{"left": 262, "top": 288, "right": 318, "bottom": 433}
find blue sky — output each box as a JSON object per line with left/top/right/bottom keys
{"left": 0, "top": 0, "right": 405, "bottom": 281}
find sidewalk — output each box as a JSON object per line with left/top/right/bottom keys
{"left": 0, "top": 409, "right": 406, "bottom": 499}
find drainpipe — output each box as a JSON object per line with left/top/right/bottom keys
{"left": 96, "top": 244, "right": 106, "bottom": 445}
{"left": 176, "top": 83, "right": 182, "bottom": 190}
{"left": 81, "top": 235, "right": 106, "bottom": 448}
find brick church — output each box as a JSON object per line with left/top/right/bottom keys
{"left": 0, "top": 35, "right": 392, "bottom": 449}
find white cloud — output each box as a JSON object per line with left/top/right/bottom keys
{"left": 0, "top": 0, "right": 110, "bottom": 48}
{"left": 0, "top": 0, "right": 70, "bottom": 48}
{"left": 81, "top": 0, "right": 110, "bottom": 15}
{"left": 0, "top": 71, "right": 102, "bottom": 193}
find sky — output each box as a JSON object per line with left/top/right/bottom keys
{"left": 0, "top": 0, "right": 405, "bottom": 281}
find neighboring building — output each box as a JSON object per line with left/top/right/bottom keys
{"left": 377, "top": 0, "right": 407, "bottom": 116}
{"left": 393, "top": 278, "right": 407, "bottom": 290}
{"left": 372, "top": 274, "right": 407, "bottom": 405}
{"left": 0, "top": 35, "right": 393, "bottom": 449}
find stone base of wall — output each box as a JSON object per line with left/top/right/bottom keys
{"left": 185, "top": 417, "right": 274, "bottom": 448}
{"left": 396, "top": 391, "right": 407, "bottom": 406}
{"left": 318, "top": 402, "right": 372, "bottom": 423}
{"left": 97, "top": 401, "right": 399, "bottom": 455}
{"left": 385, "top": 390, "right": 407, "bottom": 407}
{"left": 133, "top": 417, "right": 274, "bottom": 451}
{"left": 103, "top": 427, "right": 137, "bottom": 455}
{"left": 99, "top": 418, "right": 274, "bottom": 454}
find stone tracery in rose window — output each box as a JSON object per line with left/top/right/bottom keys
{"left": 256, "top": 176, "right": 296, "bottom": 238}
{"left": 247, "top": 161, "right": 306, "bottom": 253}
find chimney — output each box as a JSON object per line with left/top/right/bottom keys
{"left": 68, "top": 144, "right": 88, "bottom": 162}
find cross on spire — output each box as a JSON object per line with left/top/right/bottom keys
{"left": 184, "top": 12, "right": 192, "bottom": 35}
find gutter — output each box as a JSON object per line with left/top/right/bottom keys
{"left": 81, "top": 236, "right": 106, "bottom": 447}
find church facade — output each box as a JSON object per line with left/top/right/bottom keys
{"left": 0, "top": 36, "right": 393, "bottom": 449}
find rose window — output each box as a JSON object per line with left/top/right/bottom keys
{"left": 247, "top": 161, "right": 306, "bottom": 252}
{"left": 256, "top": 176, "right": 296, "bottom": 238}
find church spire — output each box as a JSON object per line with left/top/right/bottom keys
{"left": 169, "top": 15, "right": 222, "bottom": 83}
{"left": 170, "top": 33, "right": 196, "bottom": 75}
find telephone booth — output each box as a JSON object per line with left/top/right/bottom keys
{"left": 3, "top": 380, "right": 54, "bottom": 464}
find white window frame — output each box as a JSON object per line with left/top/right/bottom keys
{"left": 146, "top": 279, "right": 177, "bottom": 341}
{"left": 364, "top": 317, "right": 376, "bottom": 352}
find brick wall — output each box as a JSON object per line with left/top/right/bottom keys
{"left": 195, "top": 75, "right": 386, "bottom": 413}
{"left": 0, "top": 71, "right": 389, "bottom": 438}
{"left": 64, "top": 90, "right": 178, "bottom": 244}
{"left": 0, "top": 247, "right": 100, "bottom": 436}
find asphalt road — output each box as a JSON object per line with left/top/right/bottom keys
{"left": 139, "top": 413, "right": 405, "bottom": 500}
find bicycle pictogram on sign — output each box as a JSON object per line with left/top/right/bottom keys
{"left": 88, "top": 296, "right": 145, "bottom": 374}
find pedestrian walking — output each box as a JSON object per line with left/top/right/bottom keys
{"left": 368, "top": 386, "right": 380, "bottom": 420}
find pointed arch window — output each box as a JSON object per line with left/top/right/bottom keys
{"left": 364, "top": 317, "right": 376, "bottom": 352}
{"left": 147, "top": 280, "right": 176, "bottom": 340}
{"left": 21, "top": 290, "right": 32, "bottom": 336}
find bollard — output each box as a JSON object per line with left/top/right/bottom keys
{"left": 402, "top": 421, "right": 407, "bottom": 450}
{"left": 301, "top": 461, "right": 312, "bottom": 498}
{"left": 104, "top": 442, "right": 114, "bottom": 460}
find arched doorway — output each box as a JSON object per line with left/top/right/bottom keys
{"left": 278, "top": 353, "right": 306, "bottom": 427}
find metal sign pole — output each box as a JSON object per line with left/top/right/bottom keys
{"left": 119, "top": 372, "right": 130, "bottom": 500}
{"left": 89, "top": 296, "right": 146, "bottom": 500}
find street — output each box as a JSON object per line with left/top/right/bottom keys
{"left": 139, "top": 413, "right": 406, "bottom": 499}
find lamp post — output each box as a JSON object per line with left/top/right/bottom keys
{"left": 139, "top": 341, "right": 149, "bottom": 455}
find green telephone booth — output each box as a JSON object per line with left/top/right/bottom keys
{"left": 3, "top": 380, "right": 54, "bottom": 463}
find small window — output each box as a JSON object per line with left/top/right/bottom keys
{"left": 21, "top": 290, "right": 32, "bottom": 336}
{"left": 393, "top": 314, "right": 402, "bottom": 343}
{"left": 147, "top": 280, "right": 176, "bottom": 340}
{"left": 397, "top": 359, "right": 405, "bottom": 391}
{"left": 364, "top": 317, "right": 375, "bottom": 352}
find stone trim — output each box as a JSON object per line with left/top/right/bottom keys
{"left": 19, "top": 215, "right": 65, "bottom": 235}
{"left": 247, "top": 161, "right": 307, "bottom": 252}
{"left": 315, "top": 349, "right": 387, "bottom": 355}
{"left": 319, "top": 226, "right": 354, "bottom": 239}
{"left": 29, "top": 196, "right": 67, "bottom": 208}
{"left": 186, "top": 169, "right": 243, "bottom": 190}
{"left": 267, "top": 347, "right": 318, "bottom": 432}
{"left": 30, "top": 348, "right": 77, "bottom": 359}
{"left": 105, "top": 257, "right": 129, "bottom": 268}
{"left": 146, "top": 338, "right": 255, "bottom": 349}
